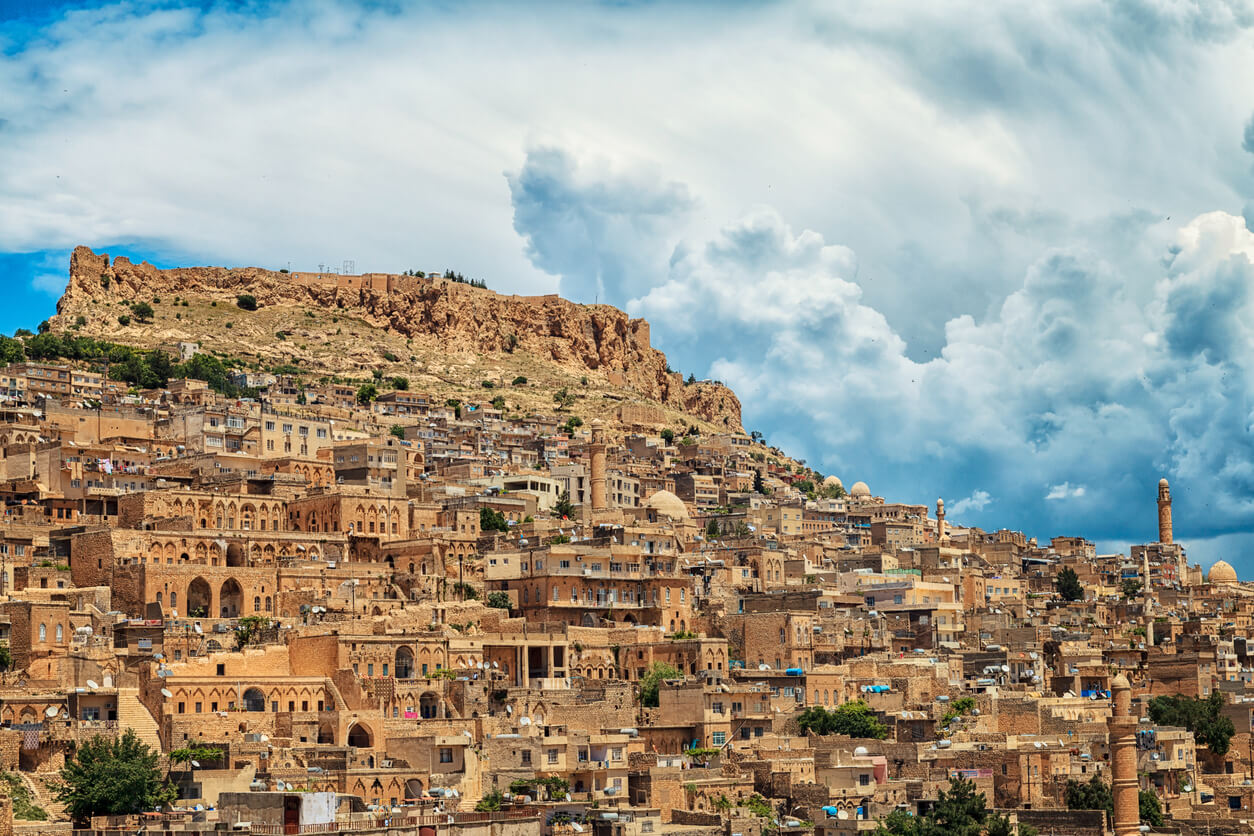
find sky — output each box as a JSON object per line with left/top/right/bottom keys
{"left": 4, "top": 0, "right": 1254, "bottom": 573}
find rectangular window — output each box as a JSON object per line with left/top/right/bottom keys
{"left": 440, "top": 748, "right": 453, "bottom": 763}
{"left": 711, "top": 731, "right": 726, "bottom": 746}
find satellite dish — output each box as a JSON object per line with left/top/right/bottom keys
{"left": 45, "top": 706, "right": 59, "bottom": 717}
{"left": 837, "top": 810, "right": 849, "bottom": 820}
{"left": 260, "top": 734, "right": 269, "bottom": 742}
{"left": 505, "top": 705, "right": 513, "bottom": 715}
{"left": 86, "top": 680, "right": 99, "bottom": 690}
{"left": 191, "top": 760, "right": 200, "bottom": 768}
{"left": 194, "top": 624, "right": 203, "bottom": 634}
{"left": 161, "top": 688, "right": 174, "bottom": 698}
{"left": 492, "top": 661, "right": 499, "bottom": 669}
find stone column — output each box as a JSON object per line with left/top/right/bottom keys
{"left": 590, "top": 421, "right": 607, "bottom": 512}
{"left": 936, "top": 498, "right": 946, "bottom": 542}
{"left": 1157, "top": 478, "right": 1173, "bottom": 545}
{"left": 1110, "top": 674, "right": 1140, "bottom": 836}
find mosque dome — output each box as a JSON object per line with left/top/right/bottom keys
{"left": 644, "top": 490, "right": 689, "bottom": 520}
{"left": 850, "top": 481, "right": 871, "bottom": 498}
{"left": 1208, "top": 560, "right": 1238, "bottom": 584}
{"left": 823, "top": 475, "right": 843, "bottom": 489}
{"left": 1159, "top": 477, "right": 1169, "bottom": 487}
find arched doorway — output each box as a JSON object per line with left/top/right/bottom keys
{"left": 187, "top": 577, "right": 211, "bottom": 618}
{"left": 243, "top": 688, "right": 266, "bottom": 712}
{"left": 220, "top": 579, "right": 243, "bottom": 618}
{"left": 347, "top": 723, "right": 372, "bottom": 748}
{"left": 419, "top": 692, "right": 439, "bottom": 719}
{"left": 226, "top": 544, "right": 245, "bottom": 567}
{"left": 395, "top": 647, "right": 414, "bottom": 679}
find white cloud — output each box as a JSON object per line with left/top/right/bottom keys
{"left": 949, "top": 490, "right": 992, "bottom": 515}
{"left": 1045, "top": 483, "right": 1087, "bottom": 501}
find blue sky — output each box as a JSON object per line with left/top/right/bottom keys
{"left": 4, "top": 0, "right": 1254, "bottom": 573}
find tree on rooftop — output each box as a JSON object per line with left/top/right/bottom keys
{"left": 389, "top": 425, "right": 405, "bottom": 440}
{"left": 1148, "top": 691, "right": 1235, "bottom": 755}
{"left": 638, "top": 661, "right": 683, "bottom": 707}
{"left": 554, "top": 489, "right": 575, "bottom": 519}
{"left": 1055, "top": 567, "right": 1083, "bottom": 601}
{"left": 704, "top": 518, "right": 720, "bottom": 540}
{"left": 796, "top": 701, "right": 888, "bottom": 739}
{"left": 1064, "top": 774, "right": 1113, "bottom": 818}
{"left": 480, "top": 507, "right": 509, "bottom": 533}
{"left": 54, "top": 729, "right": 175, "bottom": 823}
{"left": 1121, "top": 578, "right": 1143, "bottom": 599}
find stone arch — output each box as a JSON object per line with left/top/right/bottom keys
{"left": 219, "top": 578, "right": 243, "bottom": 618}
{"left": 243, "top": 687, "right": 266, "bottom": 712}
{"left": 419, "top": 692, "right": 439, "bottom": 719}
{"left": 226, "top": 543, "right": 245, "bottom": 568}
{"left": 347, "top": 722, "right": 373, "bottom": 748}
{"left": 395, "top": 647, "right": 414, "bottom": 679}
{"left": 187, "top": 577, "right": 212, "bottom": 618}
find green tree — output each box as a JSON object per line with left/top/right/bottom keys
{"left": 486, "top": 591, "right": 512, "bottom": 609}
{"left": 475, "top": 789, "right": 504, "bottom": 812}
{"left": 638, "top": 661, "right": 683, "bottom": 707}
{"left": 554, "top": 387, "right": 575, "bottom": 410}
{"left": 511, "top": 376, "right": 527, "bottom": 385}
{"left": 168, "top": 744, "right": 221, "bottom": 769}
{"left": 796, "top": 701, "right": 888, "bottom": 739}
{"left": 55, "top": 729, "right": 175, "bottom": 822}
{"left": 390, "top": 425, "right": 406, "bottom": 440}
{"left": 1139, "top": 789, "right": 1163, "bottom": 826}
{"left": 874, "top": 777, "right": 1004, "bottom": 836}
{"left": 563, "top": 416, "right": 583, "bottom": 434}
{"left": 1055, "top": 567, "right": 1084, "bottom": 601}
{"left": 1148, "top": 691, "right": 1236, "bottom": 754}
{"left": 491, "top": 395, "right": 506, "bottom": 410}
{"left": 0, "top": 336, "right": 25, "bottom": 365}
{"left": 753, "top": 470, "right": 767, "bottom": 495}
{"left": 130, "top": 301, "right": 154, "bottom": 323}
{"left": 480, "top": 507, "right": 509, "bottom": 533}
{"left": 391, "top": 376, "right": 409, "bottom": 390}
{"left": 356, "top": 383, "right": 378, "bottom": 404}
{"left": 793, "top": 478, "right": 815, "bottom": 495}
{"left": 1121, "top": 578, "right": 1143, "bottom": 599}
{"left": 554, "top": 489, "right": 575, "bottom": 519}
{"left": 117, "top": 314, "right": 131, "bottom": 326}
{"left": 660, "top": 428, "right": 675, "bottom": 444}
{"left": 705, "top": 518, "right": 720, "bottom": 540}
{"left": 0, "top": 644, "right": 11, "bottom": 672}
{"left": 236, "top": 294, "right": 258, "bottom": 311}
{"left": 1065, "top": 775, "right": 1113, "bottom": 817}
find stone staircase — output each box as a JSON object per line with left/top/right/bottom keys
{"left": 19, "top": 771, "right": 67, "bottom": 822}
{"left": 116, "top": 688, "right": 162, "bottom": 750}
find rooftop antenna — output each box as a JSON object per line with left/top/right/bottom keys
{"left": 343, "top": 260, "right": 355, "bottom": 275}
{"left": 318, "top": 263, "right": 325, "bottom": 274}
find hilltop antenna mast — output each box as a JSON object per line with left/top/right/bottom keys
{"left": 343, "top": 260, "right": 355, "bottom": 275}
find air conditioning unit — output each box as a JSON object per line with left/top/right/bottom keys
{"left": 381, "top": 759, "right": 393, "bottom": 768}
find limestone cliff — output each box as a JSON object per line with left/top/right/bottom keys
{"left": 53, "top": 247, "right": 742, "bottom": 430}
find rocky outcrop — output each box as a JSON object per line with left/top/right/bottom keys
{"left": 55, "top": 247, "right": 742, "bottom": 429}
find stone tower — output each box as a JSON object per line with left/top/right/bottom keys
{"left": 1157, "top": 478, "right": 1173, "bottom": 545}
{"left": 936, "top": 498, "right": 946, "bottom": 542}
{"left": 1110, "top": 674, "right": 1139, "bottom": 836}
{"left": 590, "top": 420, "right": 607, "bottom": 512}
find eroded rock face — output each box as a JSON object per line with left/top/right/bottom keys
{"left": 56, "top": 246, "right": 743, "bottom": 429}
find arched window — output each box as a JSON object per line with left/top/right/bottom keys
{"left": 38, "top": 624, "right": 46, "bottom": 642}
{"left": 56, "top": 624, "right": 64, "bottom": 642}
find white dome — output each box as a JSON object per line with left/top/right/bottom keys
{"left": 850, "top": 481, "right": 871, "bottom": 498}
{"left": 823, "top": 475, "right": 843, "bottom": 489}
{"left": 644, "top": 490, "right": 689, "bottom": 520}
{"left": 1209, "top": 560, "right": 1238, "bottom": 584}
{"left": 853, "top": 746, "right": 869, "bottom": 757}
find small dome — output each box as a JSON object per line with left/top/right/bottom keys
{"left": 1110, "top": 673, "right": 1131, "bottom": 691}
{"left": 1208, "top": 560, "right": 1238, "bottom": 584}
{"left": 1159, "top": 477, "right": 1169, "bottom": 487}
{"left": 853, "top": 746, "right": 869, "bottom": 757}
{"left": 850, "top": 481, "right": 871, "bottom": 498}
{"left": 823, "top": 475, "right": 843, "bottom": 489}
{"left": 644, "top": 490, "right": 689, "bottom": 520}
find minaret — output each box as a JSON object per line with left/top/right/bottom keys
{"left": 936, "top": 498, "right": 947, "bottom": 543}
{"left": 589, "top": 420, "right": 607, "bottom": 512}
{"left": 1109, "top": 674, "right": 1139, "bottom": 836}
{"left": 1157, "top": 478, "right": 1173, "bottom": 545}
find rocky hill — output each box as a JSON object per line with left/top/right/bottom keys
{"left": 50, "top": 247, "right": 742, "bottom": 432}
